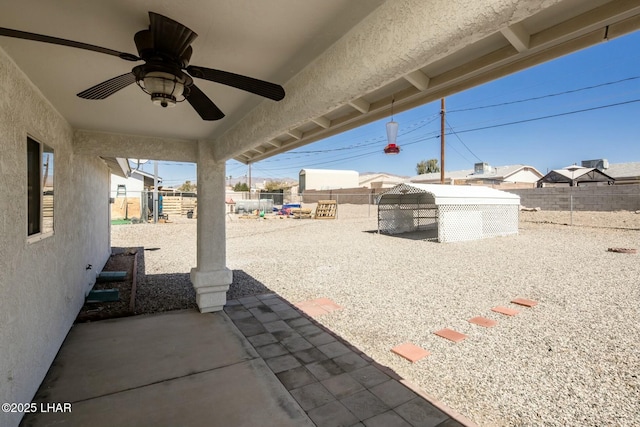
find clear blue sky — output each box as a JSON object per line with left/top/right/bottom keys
{"left": 139, "top": 30, "right": 640, "bottom": 187}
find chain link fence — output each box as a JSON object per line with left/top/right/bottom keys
{"left": 110, "top": 186, "right": 640, "bottom": 229}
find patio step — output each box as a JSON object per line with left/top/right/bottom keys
{"left": 96, "top": 271, "right": 127, "bottom": 283}
{"left": 86, "top": 289, "right": 120, "bottom": 303}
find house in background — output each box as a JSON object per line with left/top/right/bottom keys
{"left": 110, "top": 168, "right": 161, "bottom": 196}
{"left": 410, "top": 163, "right": 543, "bottom": 188}
{"left": 537, "top": 159, "right": 640, "bottom": 187}
{"left": 299, "top": 169, "right": 359, "bottom": 192}
{"left": 110, "top": 169, "right": 163, "bottom": 220}
{"left": 359, "top": 172, "right": 407, "bottom": 189}
{"left": 537, "top": 164, "right": 615, "bottom": 187}
{"left": 579, "top": 159, "right": 640, "bottom": 185}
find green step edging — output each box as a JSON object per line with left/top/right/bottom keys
{"left": 97, "top": 271, "right": 127, "bottom": 282}
{"left": 86, "top": 289, "right": 120, "bottom": 303}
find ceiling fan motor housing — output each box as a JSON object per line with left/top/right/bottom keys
{"left": 134, "top": 29, "right": 193, "bottom": 67}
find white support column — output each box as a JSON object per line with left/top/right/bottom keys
{"left": 190, "top": 141, "right": 232, "bottom": 312}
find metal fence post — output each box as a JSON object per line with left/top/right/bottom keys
{"left": 570, "top": 193, "right": 573, "bottom": 226}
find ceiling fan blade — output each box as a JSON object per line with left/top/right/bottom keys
{"left": 186, "top": 65, "right": 285, "bottom": 101}
{"left": 149, "top": 12, "right": 198, "bottom": 59}
{"left": 0, "top": 27, "right": 140, "bottom": 61}
{"left": 77, "top": 72, "right": 137, "bottom": 100}
{"left": 185, "top": 84, "right": 225, "bottom": 121}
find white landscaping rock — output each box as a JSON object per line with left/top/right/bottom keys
{"left": 111, "top": 207, "right": 640, "bottom": 427}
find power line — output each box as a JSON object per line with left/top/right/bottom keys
{"left": 253, "top": 98, "right": 640, "bottom": 172}
{"left": 139, "top": 75, "right": 640, "bottom": 180}
{"left": 261, "top": 75, "right": 639, "bottom": 165}
{"left": 448, "top": 76, "right": 640, "bottom": 113}
{"left": 225, "top": 163, "right": 247, "bottom": 175}
{"left": 276, "top": 114, "right": 441, "bottom": 157}
{"left": 221, "top": 75, "right": 640, "bottom": 174}
{"left": 445, "top": 118, "right": 483, "bottom": 162}
{"left": 452, "top": 98, "right": 640, "bottom": 135}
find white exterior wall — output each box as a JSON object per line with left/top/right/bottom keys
{"left": 300, "top": 169, "right": 359, "bottom": 191}
{"left": 359, "top": 174, "right": 405, "bottom": 189}
{"left": 0, "top": 48, "right": 111, "bottom": 427}
{"left": 504, "top": 169, "right": 543, "bottom": 183}
{"left": 110, "top": 174, "right": 144, "bottom": 197}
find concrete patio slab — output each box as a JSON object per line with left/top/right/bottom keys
{"left": 28, "top": 310, "right": 256, "bottom": 403}
{"left": 22, "top": 309, "right": 313, "bottom": 427}
{"left": 21, "top": 298, "right": 475, "bottom": 427}
{"left": 25, "top": 359, "right": 311, "bottom": 427}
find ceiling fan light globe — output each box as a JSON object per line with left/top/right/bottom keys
{"left": 143, "top": 71, "right": 185, "bottom": 107}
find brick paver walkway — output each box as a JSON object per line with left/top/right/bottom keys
{"left": 225, "top": 294, "right": 469, "bottom": 427}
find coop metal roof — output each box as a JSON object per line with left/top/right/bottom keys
{"left": 379, "top": 183, "right": 520, "bottom": 206}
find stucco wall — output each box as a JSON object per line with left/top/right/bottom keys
{"left": 0, "top": 49, "right": 111, "bottom": 427}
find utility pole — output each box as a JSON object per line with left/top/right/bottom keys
{"left": 42, "top": 154, "right": 50, "bottom": 190}
{"left": 248, "top": 163, "right": 252, "bottom": 198}
{"left": 440, "top": 98, "right": 446, "bottom": 184}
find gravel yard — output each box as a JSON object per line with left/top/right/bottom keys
{"left": 111, "top": 206, "right": 640, "bottom": 426}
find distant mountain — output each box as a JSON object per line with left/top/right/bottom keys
{"left": 225, "top": 176, "right": 297, "bottom": 186}
{"left": 359, "top": 171, "right": 410, "bottom": 179}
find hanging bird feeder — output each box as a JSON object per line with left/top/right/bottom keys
{"left": 384, "top": 143, "right": 400, "bottom": 155}
{"left": 384, "top": 142, "right": 400, "bottom": 155}
{"left": 384, "top": 98, "right": 400, "bottom": 155}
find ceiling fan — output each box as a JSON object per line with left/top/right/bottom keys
{"left": 0, "top": 12, "right": 285, "bottom": 120}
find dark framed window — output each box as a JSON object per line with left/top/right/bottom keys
{"left": 27, "top": 137, "right": 54, "bottom": 238}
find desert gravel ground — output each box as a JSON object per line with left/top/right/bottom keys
{"left": 111, "top": 206, "right": 640, "bottom": 426}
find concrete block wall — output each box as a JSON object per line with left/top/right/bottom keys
{"left": 508, "top": 185, "right": 640, "bottom": 211}
{"left": 302, "top": 188, "right": 381, "bottom": 204}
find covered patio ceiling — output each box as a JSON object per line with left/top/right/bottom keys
{"left": 1, "top": 0, "right": 639, "bottom": 165}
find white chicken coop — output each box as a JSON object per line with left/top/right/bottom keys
{"left": 377, "top": 183, "right": 520, "bottom": 242}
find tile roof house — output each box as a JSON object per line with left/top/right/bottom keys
{"left": 537, "top": 165, "right": 616, "bottom": 187}
{"left": 591, "top": 161, "right": 640, "bottom": 184}
{"left": 359, "top": 172, "right": 407, "bottom": 189}
{"left": 409, "top": 163, "right": 544, "bottom": 189}
{"left": 539, "top": 159, "right": 640, "bottom": 186}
